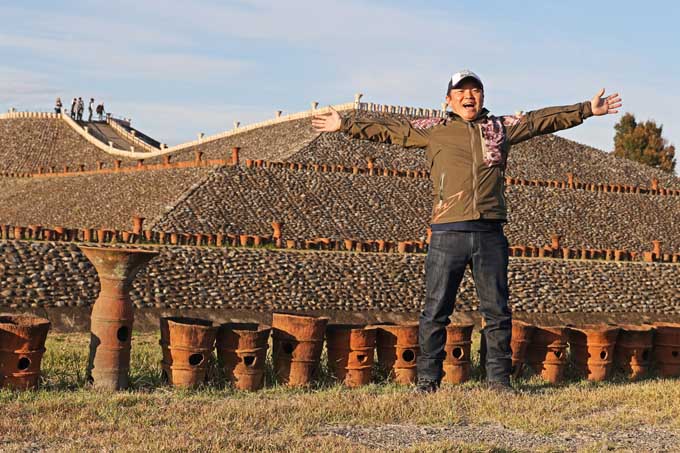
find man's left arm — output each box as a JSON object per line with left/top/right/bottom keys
{"left": 505, "top": 89, "right": 622, "bottom": 145}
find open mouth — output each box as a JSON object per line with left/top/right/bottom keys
{"left": 462, "top": 102, "right": 476, "bottom": 111}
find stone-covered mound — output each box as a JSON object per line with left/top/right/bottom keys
{"left": 505, "top": 185, "right": 680, "bottom": 252}
{"left": 153, "top": 165, "right": 431, "bottom": 241}
{"left": 0, "top": 168, "right": 213, "bottom": 231}
{"left": 152, "top": 165, "right": 680, "bottom": 253}
{"left": 0, "top": 241, "right": 677, "bottom": 314}
{"left": 145, "top": 118, "right": 319, "bottom": 165}
{"left": 3, "top": 109, "right": 678, "bottom": 192}
{"left": 0, "top": 118, "right": 121, "bottom": 174}
{"left": 287, "top": 110, "right": 679, "bottom": 188}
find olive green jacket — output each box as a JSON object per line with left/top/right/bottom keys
{"left": 340, "top": 102, "right": 593, "bottom": 224}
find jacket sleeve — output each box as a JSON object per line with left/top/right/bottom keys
{"left": 505, "top": 101, "right": 594, "bottom": 145}
{"left": 340, "top": 113, "right": 431, "bottom": 149}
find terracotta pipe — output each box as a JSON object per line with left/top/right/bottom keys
{"left": 80, "top": 246, "right": 159, "bottom": 390}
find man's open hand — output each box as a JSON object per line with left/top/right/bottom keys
{"left": 590, "top": 89, "right": 622, "bottom": 116}
{"left": 312, "top": 107, "right": 342, "bottom": 132}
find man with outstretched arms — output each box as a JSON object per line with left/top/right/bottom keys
{"left": 312, "top": 70, "right": 622, "bottom": 392}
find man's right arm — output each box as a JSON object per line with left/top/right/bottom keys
{"left": 339, "top": 113, "right": 431, "bottom": 149}
{"left": 312, "top": 108, "right": 430, "bottom": 149}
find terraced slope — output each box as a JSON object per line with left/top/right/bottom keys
{"left": 144, "top": 118, "right": 319, "bottom": 165}
{"left": 0, "top": 118, "right": 121, "bottom": 173}
{"left": 1, "top": 110, "right": 677, "bottom": 190}
{"left": 152, "top": 165, "right": 680, "bottom": 252}
{"left": 289, "top": 111, "right": 679, "bottom": 188}
{"left": 0, "top": 168, "right": 213, "bottom": 230}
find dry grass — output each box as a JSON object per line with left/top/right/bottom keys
{"left": 1, "top": 332, "right": 679, "bottom": 452}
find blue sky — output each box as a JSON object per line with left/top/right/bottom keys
{"left": 1, "top": 0, "right": 678, "bottom": 173}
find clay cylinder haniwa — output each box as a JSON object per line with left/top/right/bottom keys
{"left": 0, "top": 315, "right": 51, "bottom": 390}
{"left": 325, "top": 324, "right": 376, "bottom": 387}
{"left": 614, "top": 325, "right": 654, "bottom": 380}
{"left": 80, "top": 246, "right": 159, "bottom": 390}
{"left": 526, "top": 326, "right": 568, "bottom": 384}
{"left": 652, "top": 322, "right": 680, "bottom": 378}
{"left": 216, "top": 323, "right": 271, "bottom": 391}
{"left": 510, "top": 320, "right": 535, "bottom": 377}
{"left": 132, "top": 216, "right": 145, "bottom": 235}
{"left": 160, "top": 317, "right": 217, "bottom": 388}
{"left": 374, "top": 323, "right": 419, "bottom": 385}
{"left": 442, "top": 323, "right": 475, "bottom": 384}
{"left": 272, "top": 313, "right": 328, "bottom": 387}
{"left": 567, "top": 325, "right": 620, "bottom": 382}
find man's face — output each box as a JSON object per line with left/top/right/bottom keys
{"left": 446, "top": 79, "right": 484, "bottom": 121}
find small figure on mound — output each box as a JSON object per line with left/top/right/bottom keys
{"left": 70, "top": 98, "right": 77, "bottom": 119}
{"left": 88, "top": 98, "right": 95, "bottom": 122}
{"left": 54, "top": 97, "right": 62, "bottom": 114}
{"left": 312, "top": 70, "right": 622, "bottom": 393}
{"left": 96, "top": 102, "right": 105, "bottom": 121}
{"left": 76, "top": 97, "right": 84, "bottom": 121}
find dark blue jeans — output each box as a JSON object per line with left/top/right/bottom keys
{"left": 417, "top": 230, "right": 512, "bottom": 384}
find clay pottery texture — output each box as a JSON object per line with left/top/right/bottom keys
{"left": 325, "top": 324, "right": 376, "bottom": 387}
{"left": 216, "top": 323, "right": 271, "bottom": 391}
{"left": 80, "top": 246, "right": 158, "bottom": 390}
{"left": 614, "top": 325, "right": 654, "bottom": 380}
{"left": 0, "top": 315, "right": 51, "bottom": 390}
{"left": 652, "top": 322, "right": 680, "bottom": 378}
{"left": 374, "top": 323, "right": 419, "bottom": 385}
{"left": 526, "top": 326, "right": 568, "bottom": 384}
{"left": 567, "top": 325, "right": 620, "bottom": 382}
{"left": 272, "top": 313, "right": 328, "bottom": 387}
{"left": 442, "top": 323, "right": 475, "bottom": 384}
{"left": 160, "top": 317, "right": 217, "bottom": 388}
{"left": 510, "top": 320, "right": 536, "bottom": 378}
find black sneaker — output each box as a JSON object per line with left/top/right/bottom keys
{"left": 487, "top": 381, "right": 517, "bottom": 395}
{"left": 413, "top": 379, "right": 439, "bottom": 394}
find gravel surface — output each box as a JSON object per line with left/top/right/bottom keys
{"left": 0, "top": 167, "right": 213, "bottom": 230}
{"left": 0, "top": 118, "right": 123, "bottom": 174}
{"left": 145, "top": 117, "right": 319, "bottom": 164}
{"left": 319, "top": 422, "right": 680, "bottom": 452}
{"left": 0, "top": 241, "right": 677, "bottom": 313}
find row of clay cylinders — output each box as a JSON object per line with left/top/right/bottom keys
{"left": 159, "top": 317, "right": 273, "bottom": 391}
{"left": 513, "top": 321, "right": 680, "bottom": 383}
{"left": 0, "top": 315, "right": 51, "bottom": 390}
{"left": 1, "top": 224, "right": 80, "bottom": 242}
{"left": 509, "top": 245, "right": 633, "bottom": 262}
{"left": 256, "top": 160, "right": 429, "bottom": 179}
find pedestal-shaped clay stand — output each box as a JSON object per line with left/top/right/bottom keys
{"left": 80, "top": 246, "right": 158, "bottom": 390}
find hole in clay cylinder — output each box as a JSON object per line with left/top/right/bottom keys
{"left": 117, "top": 326, "right": 129, "bottom": 342}
{"left": 243, "top": 355, "right": 256, "bottom": 367}
{"left": 452, "top": 347, "right": 464, "bottom": 360}
{"left": 553, "top": 350, "right": 563, "bottom": 359}
{"left": 642, "top": 350, "right": 650, "bottom": 361}
{"left": 283, "top": 343, "right": 294, "bottom": 355}
{"left": 189, "top": 353, "right": 204, "bottom": 366}
{"left": 17, "top": 357, "right": 31, "bottom": 371}
{"left": 356, "top": 354, "right": 367, "bottom": 364}
{"left": 600, "top": 350, "right": 608, "bottom": 360}
{"left": 673, "top": 351, "right": 679, "bottom": 358}
{"left": 401, "top": 349, "right": 415, "bottom": 363}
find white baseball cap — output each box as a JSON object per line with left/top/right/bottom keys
{"left": 447, "top": 70, "right": 483, "bottom": 93}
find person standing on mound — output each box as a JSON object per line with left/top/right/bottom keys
{"left": 312, "top": 70, "right": 622, "bottom": 392}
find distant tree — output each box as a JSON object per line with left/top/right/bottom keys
{"left": 614, "top": 113, "right": 676, "bottom": 173}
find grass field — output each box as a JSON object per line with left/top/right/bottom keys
{"left": 1, "top": 332, "right": 679, "bottom": 452}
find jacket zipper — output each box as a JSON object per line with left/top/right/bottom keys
{"left": 469, "top": 122, "right": 478, "bottom": 216}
